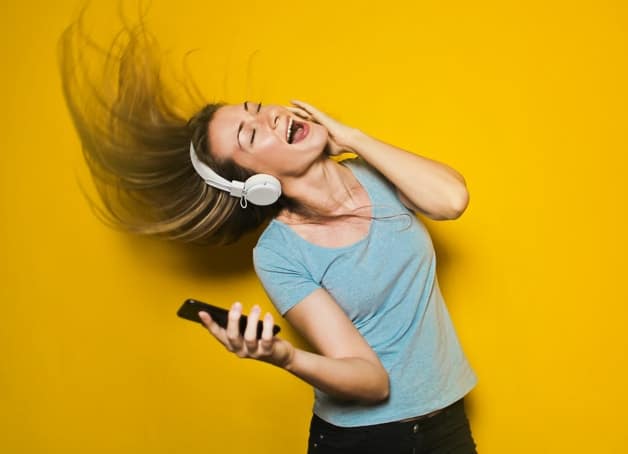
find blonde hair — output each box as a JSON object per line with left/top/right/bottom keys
{"left": 58, "top": 10, "right": 280, "bottom": 245}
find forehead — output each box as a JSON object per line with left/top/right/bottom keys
{"left": 207, "top": 104, "right": 243, "bottom": 160}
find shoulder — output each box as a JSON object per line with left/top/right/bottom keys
{"left": 253, "top": 230, "right": 321, "bottom": 316}
{"left": 341, "top": 156, "right": 409, "bottom": 211}
{"left": 254, "top": 222, "right": 291, "bottom": 266}
{"left": 253, "top": 220, "right": 313, "bottom": 277}
{"left": 255, "top": 218, "right": 292, "bottom": 251}
{"left": 341, "top": 156, "right": 394, "bottom": 191}
{"left": 340, "top": 155, "right": 369, "bottom": 174}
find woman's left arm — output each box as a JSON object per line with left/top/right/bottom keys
{"left": 346, "top": 131, "right": 469, "bottom": 220}
{"left": 289, "top": 100, "right": 469, "bottom": 220}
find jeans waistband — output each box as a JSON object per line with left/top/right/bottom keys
{"left": 396, "top": 398, "right": 463, "bottom": 424}
{"left": 311, "top": 397, "right": 465, "bottom": 432}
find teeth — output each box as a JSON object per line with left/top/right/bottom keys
{"left": 286, "top": 118, "right": 293, "bottom": 143}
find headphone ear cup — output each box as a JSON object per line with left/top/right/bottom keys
{"left": 243, "top": 174, "right": 282, "bottom": 206}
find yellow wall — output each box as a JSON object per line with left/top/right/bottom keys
{"left": 1, "top": 0, "right": 627, "bottom": 452}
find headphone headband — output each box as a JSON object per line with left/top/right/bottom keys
{"left": 189, "top": 142, "right": 244, "bottom": 197}
{"left": 189, "top": 141, "right": 281, "bottom": 207}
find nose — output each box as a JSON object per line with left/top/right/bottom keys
{"left": 247, "top": 104, "right": 285, "bottom": 138}
{"left": 263, "top": 105, "right": 282, "bottom": 129}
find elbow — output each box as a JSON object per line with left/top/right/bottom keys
{"left": 426, "top": 182, "right": 470, "bottom": 221}
{"left": 363, "top": 369, "right": 390, "bottom": 404}
{"left": 343, "top": 360, "right": 389, "bottom": 404}
{"left": 376, "top": 376, "right": 391, "bottom": 402}
{"left": 447, "top": 185, "right": 470, "bottom": 220}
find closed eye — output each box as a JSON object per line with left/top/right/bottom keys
{"left": 250, "top": 102, "right": 262, "bottom": 145}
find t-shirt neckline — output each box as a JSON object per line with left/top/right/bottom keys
{"left": 270, "top": 159, "right": 376, "bottom": 251}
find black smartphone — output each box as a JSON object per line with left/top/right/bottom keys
{"left": 177, "top": 298, "right": 281, "bottom": 339}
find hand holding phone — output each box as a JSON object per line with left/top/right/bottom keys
{"left": 178, "top": 298, "right": 293, "bottom": 367}
{"left": 177, "top": 298, "right": 281, "bottom": 339}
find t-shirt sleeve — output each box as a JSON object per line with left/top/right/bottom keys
{"left": 253, "top": 245, "right": 322, "bottom": 316}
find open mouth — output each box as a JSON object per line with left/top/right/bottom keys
{"left": 287, "top": 117, "right": 309, "bottom": 144}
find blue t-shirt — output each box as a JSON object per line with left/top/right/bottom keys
{"left": 253, "top": 157, "right": 478, "bottom": 427}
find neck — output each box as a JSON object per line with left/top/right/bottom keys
{"left": 279, "top": 157, "right": 361, "bottom": 219}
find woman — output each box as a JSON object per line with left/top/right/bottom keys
{"left": 59, "top": 17, "right": 478, "bottom": 454}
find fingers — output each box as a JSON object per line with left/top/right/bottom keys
{"left": 286, "top": 106, "right": 312, "bottom": 120}
{"left": 243, "top": 305, "right": 261, "bottom": 351}
{"left": 259, "top": 312, "right": 274, "bottom": 352}
{"left": 290, "top": 100, "right": 338, "bottom": 129}
{"left": 198, "top": 310, "right": 210, "bottom": 327}
{"left": 200, "top": 304, "right": 276, "bottom": 360}
{"left": 198, "top": 311, "right": 227, "bottom": 344}
{"left": 290, "top": 100, "right": 321, "bottom": 117}
{"left": 225, "top": 302, "right": 243, "bottom": 352}
{"left": 290, "top": 99, "right": 317, "bottom": 114}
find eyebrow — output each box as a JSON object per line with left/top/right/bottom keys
{"left": 236, "top": 101, "right": 249, "bottom": 151}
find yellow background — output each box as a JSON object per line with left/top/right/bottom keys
{"left": 1, "top": 0, "right": 627, "bottom": 452}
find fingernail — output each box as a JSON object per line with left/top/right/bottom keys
{"left": 252, "top": 305, "right": 260, "bottom": 313}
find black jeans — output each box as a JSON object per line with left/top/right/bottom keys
{"left": 307, "top": 398, "right": 477, "bottom": 454}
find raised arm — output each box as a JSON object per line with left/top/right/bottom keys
{"left": 289, "top": 99, "right": 470, "bottom": 220}
{"left": 198, "top": 289, "right": 390, "bottom": 404}
{"left": 345, "top": 130, "right": 469, "bottom": 220}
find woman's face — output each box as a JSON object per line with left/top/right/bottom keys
{"left": 207, "top": 101, "right": 329, "bottom": 178}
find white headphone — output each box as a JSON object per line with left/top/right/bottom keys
{"left": 189, "top": 141, "right": 282, "bottom": 208}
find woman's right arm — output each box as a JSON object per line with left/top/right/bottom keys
{"left": 199, "top": 288, "right": 390, "bottom": 404}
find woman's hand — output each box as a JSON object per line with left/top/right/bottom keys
{"left": 198, "top": 302, "right": 294, "bottom": 368}
{"left": 286, "top": 100, "right": 360, "bottom": 156}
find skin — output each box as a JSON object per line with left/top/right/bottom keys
{"left": 207, "top": 101, "right": 329, "bottom": 178}
{"left": 207, "top": 100, "right": 367, "bottom": 217}
{"left": 198, "top": 99, "right": 470, "bottom": 403}
{"left": 200, "top": 100, "right": 391, "bottom": 403}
